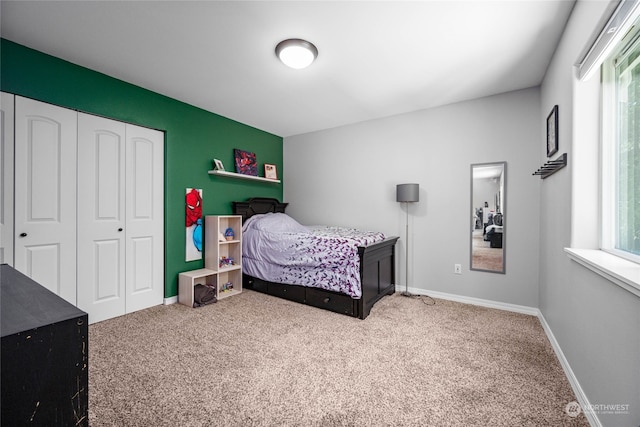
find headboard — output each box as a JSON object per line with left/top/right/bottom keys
{"left": 232, "top": 198, "right": 288, "bottom": 222}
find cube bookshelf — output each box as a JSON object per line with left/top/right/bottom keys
{"left": 178, "top": 215, "right": 243, "bottom": 307}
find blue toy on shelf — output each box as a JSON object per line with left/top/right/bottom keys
{"left": 224, "top": 227, "right": 235, "bottom": 241}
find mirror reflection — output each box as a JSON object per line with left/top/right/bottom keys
{"left": 471, "top": 162, "right": 506, "bottom": 273}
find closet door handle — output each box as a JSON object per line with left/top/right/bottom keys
{"left": 19, "top": 232, "right": 27, "bottom": 237}
{"left": 118, "top": 228, "right": 123, "bottom": 232}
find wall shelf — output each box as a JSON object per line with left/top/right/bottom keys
{"left": 532, "top": 153, "right": 567, "bottom": 179}
{"left": 208, "top": 169, "right": 280, "bottom": 183}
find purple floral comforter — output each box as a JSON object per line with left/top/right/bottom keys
{"left": 242, "top": 213, "right": 386, "bottom": 298}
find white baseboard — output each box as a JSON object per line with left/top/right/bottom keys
{"left": 397, "top": 286, "right": 539, "bottom": 316}
{"left": 163, "top": 296, "right": 178, "bottom": 305}
{"left": 537, "top": 313, "right": 601, "bottom": 427}
{"left": 397, "top": 286, "right": 599, "bottom": 427}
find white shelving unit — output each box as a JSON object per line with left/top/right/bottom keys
{"left": 205, "top": 215, "right": 243, "bottom": 300}
{"left": 178, "top": 215, "right": 244, "bottom": 307}
{"left": 208, "top": 169, "right": 281, "bottom": 183}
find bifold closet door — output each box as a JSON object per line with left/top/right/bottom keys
{"left": 1, "top": 92, "right": 14, "bottom": 265}
{"left": 77, "top": 113, "right": 127, "bottom": 322}
{"left": 77, "top": 113, "right": 164, "bottom": 323}
{"left": 14, "top": 97, "right": 78, "bottom": 304}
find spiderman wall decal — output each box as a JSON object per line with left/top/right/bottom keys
{"left": 185, "top": 188, "right": 203, "bottom": 261}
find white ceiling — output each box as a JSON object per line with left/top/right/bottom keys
{"left": 0, "top": 0, "right": 576, "bottom": 137}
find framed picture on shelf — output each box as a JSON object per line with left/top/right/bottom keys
{"left": 264, "top": 163, "right": 278, "bottom": 180}
{"left": 213, "top": 159, "right": 225, "bottom": 171}
{"left": 546, "top": 105, "right": 558, "bottom": 157}
{"left": 234, "top": 149, "right": 258, "bottom": 176}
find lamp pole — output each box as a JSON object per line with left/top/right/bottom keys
{"left": 404, "top": 202, "right": 410, "bottom": 296}
{"left": 396, "top": 183, "right": 419, "bottom": 298}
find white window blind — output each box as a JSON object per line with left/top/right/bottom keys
{"left": 576, "top": 0, "right": 640, "bottom": 81}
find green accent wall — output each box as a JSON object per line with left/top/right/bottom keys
{"left": 1, "top": 38, "right": 283, "bottom": 298}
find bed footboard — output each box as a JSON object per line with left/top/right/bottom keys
{"left": 359, "top": 236, "right": 399, "bottom": 318}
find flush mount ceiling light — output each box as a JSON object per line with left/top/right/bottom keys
{"left": 275, "top": 39, "right": 318, "bottom": 69}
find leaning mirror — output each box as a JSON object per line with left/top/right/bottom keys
{"left": 471, "top": 162, "right": 506, "bottom": 273}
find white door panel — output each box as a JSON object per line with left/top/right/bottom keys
{"left": 14, "top": 97, "right": 77, "bottom": 304}
{"left": 25, "top": 244, "right": 60, "bottom": 294}
{"left": 77, "top": 113, "right": 126, "bottom": 323}
{"left": 125, "top": 125, "right": 163, "bottom": 313}
{"left": 1, "top": 92, "right": 14, "bottom": 265}
{"left": 94, "top": 239, "right": 122, "bottom": 301}
{"left": 130, "top": 138, "right": 153, "bottom": 219}
{"left": 130, "top": 236, "right": 153, "bottom": 294}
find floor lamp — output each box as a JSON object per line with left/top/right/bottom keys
{"left": 397, "top": 183, "right": 419, "bottom": 297}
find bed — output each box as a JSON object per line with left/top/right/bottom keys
{"left": 233, "top": 198, "right": 398, "bottom": 319}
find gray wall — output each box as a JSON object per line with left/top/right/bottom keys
{"left": 540, "top": 1, "right": 640, "bottom": 426}
{"left": 284, "top": 87, "right": 541, "bottom": 308}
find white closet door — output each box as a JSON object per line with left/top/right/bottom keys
{"left": 77, "top": 113, "right": 126, "bottom": 323}
{"left": 14, "top": 96, "right": 77, "bottom": 304}
{"left": 1, "top": 93, "right": 14, "bottom": 265}
{"left": 125, "top": 124, "right": 164, "bottom": 313}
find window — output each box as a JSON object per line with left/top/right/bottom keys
{"left": 602, "top": 22, "right": 640, "bottom": 262}
{"left": 567, "top": 1, "right": 640, "bottom": 297}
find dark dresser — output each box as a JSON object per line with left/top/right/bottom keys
{"left": 1, "top": 264, "right": 88, "bottom": 426}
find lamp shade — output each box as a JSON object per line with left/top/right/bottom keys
{"left": 396, "top": 183, "right": 419, "bottom": 203}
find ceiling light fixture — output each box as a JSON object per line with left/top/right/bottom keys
{"left": 275, "top": 39, "right": 318, "bottom": 69}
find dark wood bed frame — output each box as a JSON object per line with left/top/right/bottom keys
{"left": 233, "top": 198, "right": 399, "bottom": 319}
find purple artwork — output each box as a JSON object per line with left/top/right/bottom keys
{"left": 234, "top": 149, "right": 257, "bottom": 176}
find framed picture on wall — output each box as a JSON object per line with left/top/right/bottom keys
{"left": 213, "top": 159, "right": 225, "bottom": 171}
{"left": 264, "top": 163, "right": 278, "bottom": 180}
{"left": 546, "top": 105, "right": 558, "bottom": 157}
{"left": 234, "top": 149, "right": 258, "bottom": 176}
{"left": 185, "top": 188, "right": 203, "bottom": 262}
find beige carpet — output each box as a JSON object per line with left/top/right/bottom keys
{"left": 88, "top": 290, "right": 589, "bottom": 426}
